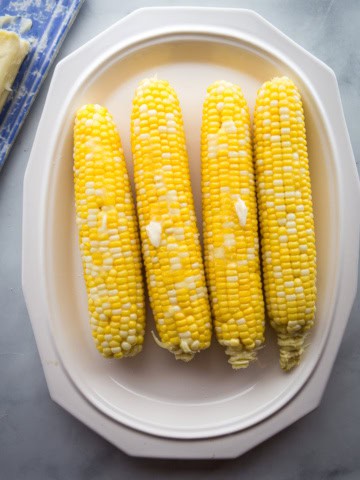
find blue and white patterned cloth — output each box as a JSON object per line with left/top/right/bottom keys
{"left": 0, "top": 0, "right": 84, "bottom": 170}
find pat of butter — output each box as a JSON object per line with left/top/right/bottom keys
{"left": 146, "top": 221, "right": 162, "bottom": 247}
{"left": 0, "top": 30, "right": 30, "bottom": 112}
{"left": 234, "top": 196, "right": 248, "bottom": 227}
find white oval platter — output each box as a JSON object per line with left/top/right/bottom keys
{"left": 22, "top": 7, "right": 359, "bottom": 458}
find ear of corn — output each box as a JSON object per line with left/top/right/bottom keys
{"left": 73, "top": 104, "right": 145, "bottom": 358}
{"left": 254, "top": 76, "right": 316, "bottom": 371}
{"left": 201, "top": 80, "right": 265, "bottom": 369}
{"left": 131, "top": 78, "right": 212, "bottom": 362}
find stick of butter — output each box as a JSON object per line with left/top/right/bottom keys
{"left": 0, "top": 30, "right": 30, "bottom": 112}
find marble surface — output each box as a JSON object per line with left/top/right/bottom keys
{"left": 0, "top": 0, "right": 359, "bottom": 478}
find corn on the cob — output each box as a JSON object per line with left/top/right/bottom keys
{"left": 131, "top": 78, "right": 212, "bottom": 361}
{"left": 201, "top": 80, "right": 265, "bottom": 369}
{"left": 73, "top": 104, "right": 145, "bottom": 358}
{"left": 253, "top": 76, "right": 316, "bottom": 371}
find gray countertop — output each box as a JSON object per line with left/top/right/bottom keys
{"left": 1, "top": 0, "right": 359, "bottom": 478}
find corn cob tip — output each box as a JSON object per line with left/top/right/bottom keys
{"left": 102, "top": 344, "right": 143, "bottom": 359}
{"left": 277, "top": 332, "right": 307, "bottom": 371}
{"left": 224, "top": 345, "right": 261, "bottom": 370}
{"left": 258, "top": 76, "right": 296, "bottom": 93}
{"left": 151, "top": 331, "right": 195, "bottom": 362}
{"left": 135, "top": 75, "right": 163, "bottom": 93}
{"left": 124, "top": 344, "right": 143, "bottom": 358}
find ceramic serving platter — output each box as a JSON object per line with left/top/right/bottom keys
{"left": 22, "top": 8, "right": 359, "bottom": 458}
